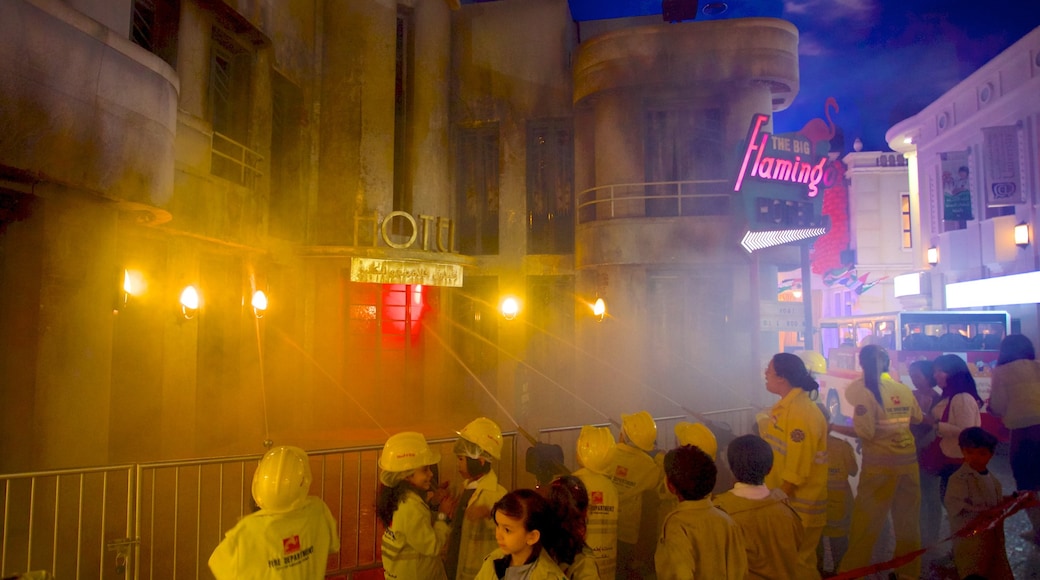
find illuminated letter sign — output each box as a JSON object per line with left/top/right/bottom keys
{"left": 734, "top": 114, "right": 828, "bottom": 198}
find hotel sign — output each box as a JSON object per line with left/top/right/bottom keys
{"left": 350, "top": 257, "right": 463, "bottom": 287}
{"left": 735, "top": 114, "right": 828, "bottom": 198}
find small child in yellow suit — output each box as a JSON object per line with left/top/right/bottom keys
{"left": 819, "top": 411, "right": 858, "bottom": 575}
{"left": 715, "top": 434, "right": 815, "bottom": 580}
{"left": 944, "top": 427, "right": 1013, "bottom": 580}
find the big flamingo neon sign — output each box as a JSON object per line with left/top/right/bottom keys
{"left": 734, "top": 114, "right": 828, "bottom": 198}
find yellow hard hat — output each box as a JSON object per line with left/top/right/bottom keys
{"left": 675, "top": 422, "right": 718, "bottom": 460}
{"left": 576, "top": 425, "right": 617, "bottom": 474}
{"left": 379, "top": 432, "right": 441, "bottom": 474}
{"left": 457, "top": 417, "right": 503, "bottom": 460}
{"left": 621, "top": 411, "right": 657, "bottom": 451}
{"left": 798, "top": 350, "right": 827, "bottom": 374}
{"left": 252, "top": 446, "right": 312, "bottom": 513}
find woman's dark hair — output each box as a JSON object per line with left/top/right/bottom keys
{"left": 908, "top": 360, "right": 937, "bottom": 388}
{"left": 943, "top": 370, "right": 983, "bottom": 407}
{"left": 933, "top": 353, "right": 971, "bottom": 378}
{"left": 546, "top": 475, "right": 589, "bottom": 565}
{"left": 771, "top": 352, "right": 821, "bottom": 400}
{"left": 997, "top": 334, "right": 1036, "bottom": 366}
{"left": 376, "top": 480, "right": 421, "bottom": 527}
{"left": 859, "top": 345, "right": 890, "bottom": 404}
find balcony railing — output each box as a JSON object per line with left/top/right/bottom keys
{"left": 211, "top": 131, "right": 263, "bottom": 189}
{"left": 576, "top": 179, "right": 733, "bottom": 224}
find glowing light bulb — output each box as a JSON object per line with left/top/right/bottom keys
{"left": 251, "top": 290, "right": 268, "bottom": 318}
{"left": 180, "top": 285, "right": 200, "bottom": 319}
{"left": 592, "top": 298, "right": 606, "bottom": 321}
{"left": 500, "top": 297, "right": 519, "bottom": 321}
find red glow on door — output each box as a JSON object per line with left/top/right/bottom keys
{"left": 382, "top": 284, "right": 426, "bottom": 347}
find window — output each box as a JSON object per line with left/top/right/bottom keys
{"left": 209, "top": 27, "right": 258, "bottom": 187}
{"left": 130, "top": 0, "right": 180, "bottom": 67}
{"left": 901, "top": 194, "right": 912, "bottom": 249}
{"left": 269, "top": 73, "right": 305, "bottom": 239}
{"left": 393, "top": 6, "right": 415, "bottom": 230}
{"left": 645, "top": 107, "right": 726, "bottom": 217}
{"left": 526, "top": 119, "right": 574, "bottom": 254}
{"left": 456, "top": 125, "right": 500, "bottom": 255}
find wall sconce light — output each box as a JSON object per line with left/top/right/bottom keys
{"left": 251, "top": 290, "right": 268, "bottom": 318}
{"left": 926, "top": 246, "right": 939, "bottom": 267}
{"left": 500, "top": 296, "right": 519, "bottom": 321}
{"left": 1015, "top": 221, "right": 1030, "bottom": 248}
{"left": 180, "top": 285, "right": 200, "bottom": 319}
{"left": 592, "top": 298, "right": 606, "bottom": 322}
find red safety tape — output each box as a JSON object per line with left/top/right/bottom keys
{"left": 827, "top": 491, "right": 1038, "bottom": 580}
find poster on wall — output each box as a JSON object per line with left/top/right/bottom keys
{"left": 940, "top": 150, "right": 974, "bottom": 221}
{"left": 982, "top": 125, "right": 1023, "bottom": 207}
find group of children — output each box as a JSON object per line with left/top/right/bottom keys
{"left": 205, "top": 407, "right": 1016, "bottom": 580}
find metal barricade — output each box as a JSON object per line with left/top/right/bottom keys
{"left": 1, "top": 434, "right": 518, "bottom": 580}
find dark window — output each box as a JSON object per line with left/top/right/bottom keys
{"left": 526, "top": 119, "right": 574, "bottom": 254}
{"left": 645, "top": 107, "right": 727, "bottom": 217}
{"left": 269, "top": 73, "right": 305, "bottom": 239}
{"left": 130, "top": 0, "right": 180, "bottom": 67}
{"left": 393, "top": 6, "right": 415, "bottom": 231}
{"left": 901, "top": 194, "right": 912, "bottom": 249}
{"left": 453, "top": 276, "right": 499, "bottom": 399}
{"left": 456, "top": 125, "right": 500, "bottom": 255}
{"left": 209, "top": 27, "right": 257, "bottom": 187}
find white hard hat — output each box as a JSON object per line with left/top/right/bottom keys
{"left": 379, "top": 432, "right": 441, "bottom": 474}
{"left": 621, "top": 411, "right": 657, "bottom": 452}
{"left": 675, "top": 422, "right": 718, "bottom": 460}
{"left": 457, "top": 417, "right": 503, "bottom": 460}
{"left": 252, "top": 446, "right": 312, "bottom": 513}
{"left": 576, "top": 425, "right": 617, "bottom": 475}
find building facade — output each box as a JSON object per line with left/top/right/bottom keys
{"left": 887, "top": 25, "right": 1040, "bottom": 343}
{"left": 0, "top": 0, "right": 803, "bottom": 472}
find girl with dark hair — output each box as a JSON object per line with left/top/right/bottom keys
{"left": 758, "top": 352, "right": 828, "bottom": 573}
{"left": 989, "top": 334, "right": 1040, "bottom": 543}
{"left": 930, "top": 355, "right": 982, "bottom": 501}
{"left": 833, "top": 345, "right": 923, "bottom": 578}
{"left": 547, "top": 475, "right": 599, "bottom": 579}
{"left": 475, "top": 489, "right": 567, "bottom": 580}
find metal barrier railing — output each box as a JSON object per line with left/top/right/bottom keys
{"left": 1, "top": 434, "right": 519, "bottom": 580}
{"left": 576, "top": 179, "right": 732, "bottom": 224}
{"left": 0, "top": 410, "right": 758, "bottom": 580}
{"left": 210, "top": 131, "right": 263, "bottom": 189}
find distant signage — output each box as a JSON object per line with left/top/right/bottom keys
{"left": 940, "top": 151, "right": 974, "bottom": 221}
{"left": 350, "top": 257, "right": 463, "bottom": 287}
{"left": 982, "top": 125, "right": 1023, "bottom": 207}
{"left": 760, "top": 301, "right": 805, "bottom": 332}
{"left": 735, "top": 114, "right": 829, "bottom": 198}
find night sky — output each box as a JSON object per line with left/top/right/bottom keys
{"left": 565, "top": 0, "right": 1040, "bottom": 152}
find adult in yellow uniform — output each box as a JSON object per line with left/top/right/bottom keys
{"left": 608, "top": 410, "right": 662, "bottom": 579}
{"left": 209, "top": 446, "right": 339, "bottom": 580}
{"left": 573, "top": 425, "right": 620, "bottom": 578}
{"left": 447, "top": 418, "right": 509, "bottom": 580}
{"left": 834, "top": 345, "right": 923, "bottom": 580}
{"left": 758, "top": 352, "right": 828, "bottom": 577}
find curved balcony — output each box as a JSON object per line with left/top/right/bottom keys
{"left": 0, "top": 0, "right": 178, "bottom": 215}
{"left": 575, "top": 180, "right": 744, "bottom": 268}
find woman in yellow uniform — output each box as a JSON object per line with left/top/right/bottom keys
{"left": 759, "top": 352, "right": 828, "bottom": 576}
{"left": 833, "top": 345, "right": 923, "bottom": 580}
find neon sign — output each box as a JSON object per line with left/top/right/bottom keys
{"left": 734, "top": 114, "right": 828, "bottom": 198}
